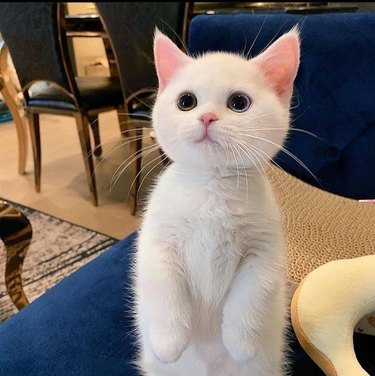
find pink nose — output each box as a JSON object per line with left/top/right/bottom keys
{"left": 199, "top": 112, "right": 218, "bottom": 128}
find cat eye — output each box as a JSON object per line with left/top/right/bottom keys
{"left": 177, "top": 92, "right": 197, "bottom": 111}
{"left": 227, "top": 92, "right": 251, "bottom": 113}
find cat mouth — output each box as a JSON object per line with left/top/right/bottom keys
{"left": 194, "top": 135, "right": 219, "bottom": 145}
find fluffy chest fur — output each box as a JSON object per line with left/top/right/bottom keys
{"left": 138, "top": 164, "right": 280, "bottom": 305}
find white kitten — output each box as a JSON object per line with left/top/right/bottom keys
{"left": 132, "top": 27, "right": 300, "bottom": 375}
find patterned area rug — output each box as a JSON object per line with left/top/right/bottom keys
{"left": 0, "top": 199, "right": 117, "bottom": 322}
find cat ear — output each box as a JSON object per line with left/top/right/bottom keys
{"left": 253, "top": 27, "right": 300, "bottom": 98}
{"left": 154, "top": 29, "right": 191, "bottom": 92}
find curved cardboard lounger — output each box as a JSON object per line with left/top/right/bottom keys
{"left": 291, "top": 256, "right": 375, "bottom": 376}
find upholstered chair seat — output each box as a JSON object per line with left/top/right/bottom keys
{"left": 28, "top": 77, "right": 123, "bottom": 111}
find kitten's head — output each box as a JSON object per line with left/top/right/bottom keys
{"left": 152, "top": 28, "right": 300, "bottom": 171}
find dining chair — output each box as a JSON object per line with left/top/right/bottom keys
{"left": 95, "top": 2, "right": 194, "bottom": 214}
{"left": 0, "top": 2, "right": 126, "bottom": 206}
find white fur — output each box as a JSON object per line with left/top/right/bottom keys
{"left": 132, "top": 30, "right": 299, "bottom": 375}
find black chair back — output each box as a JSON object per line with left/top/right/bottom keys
{"left": 0, "top": 2, "right": 76, "bottom": 100}
{"left": 96, "top": 2, "right": 191, "bottom": 100}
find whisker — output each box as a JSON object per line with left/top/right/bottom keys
{"left": 240, "top": 140, "right": 287, "bottom": 189}
{"left": 246, "top": 16, "right": 267, "bottom": 59}
{"left": 241, "top": 37, "right": 249, "bottom": 58}
{"left": 244, "top": 111, "right": 277, "bottom": 120}
{"left": 259, "top": 19, "right": 291, "bottom": 54}
{"left": 109, "top": 144, "right": 159, "bottom": 192}
{"left": 130, "top": 148, "right": 175, "bottom": 209}
{"left": 227, "top": 142, "right": 241, "bottom": 189}
{"left": 117, "top": 112, "right": 152, "bottom": 120}
{"left": 134, "top": 154, "right": 170, "bottom": 203}
{"left": 245, "top": 141, "right": 281, "bottom": 172}
{"left": 117, "top": 125, "right": 152, "bottom": 132}
{"left": 238, "top": 133, "right": 320, "bottom": 186}
{"left": 127, "top": 152, "right": 166, "bottom": 202}
{"left": 239, "top": 126, "right": 322, "bottom": 141}
{"left": 231, "top": 141, "right": 250, "bottom": 198}
{"left": 289, "top": 109, "right": 308, "bottom": 126}
{"left": 224, "top": 143, "right": 231, "bottom": 166}
{"left": 85, "top": 125, "right": 153, "bottom": 160}
{"left": 157, "top": 16, "right": 189, "bottom": 54}
{"left": 126, "top": 98, "right": 155, "bottom": 111}
{"left": 109, "top": 146, "right": 160, "bottom": 198}
{"left": 230, "top": 136, "right": 268, "bottom": 180}
{"left": 231, "top": 139, "right": 295, "bottom": 190}
{"left": 158, "top": 152, "right": 173, "bottom": 173}
{"left": 287, "top": 127, "right": 321, "bottom": 141}
{"left": 245, "top": 147, "right": 270, "bottom": 182}
{"left": 91, "top": 135, "right": 146, "bottom": 177}
{"left": 248, "top": 145, "right": 291, "bottom": 186}
{"left": 112, "top": 142, "right": 159, "bottom": 184}
{"left": 289, "top": 97, "right": 301, "bottom": 111}
{"left": 88, "top": 134, "right": 144, "bottom": 162}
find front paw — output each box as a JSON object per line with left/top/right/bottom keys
{"left": 222, "top": 322, "right": 258, "bottom": 362}
{"left": 150, "top": 323, "right": 190, "bottom": 364}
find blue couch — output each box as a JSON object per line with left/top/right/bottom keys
{"left": 188, "top": 12, "right": 375, "bottom": 201}
{"left": 1, "top": 12, "right": 374, "bottom": 376}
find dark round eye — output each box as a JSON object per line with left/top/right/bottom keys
{"left": 227, "top": 92, "right": 251, "bottom": 113}
{"left": 177, "top": 92, "right": 197, "bottom": 111}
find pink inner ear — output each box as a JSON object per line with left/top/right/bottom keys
{"left": 154, "top": 31, "right": 191, "bottom": 92}
{"left": 254, "top": 30, "right": 300, "bottom": 97}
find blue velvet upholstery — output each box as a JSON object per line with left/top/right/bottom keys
{"left": 189, "top": 12, "right": 375, "bottom": 200}
{"left": 1, "top": 11, "right": 375, "bottom": 376}
{"left": 0, "top": 234, "right": 138, "bottom": 376}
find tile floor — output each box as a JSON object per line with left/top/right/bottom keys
{"left": 0, "top": 110, "right": 162, "bottom": 239}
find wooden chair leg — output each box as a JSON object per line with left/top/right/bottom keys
{"left": 0, "top": 43, "right": 28, "bottom": 175}
{"left": 0, "top": 200, "right": 32, "bottom": 311}
{"left": 88, "top": 115, "right": 102, "bottom": 157}
{"left": 0, "top": 85, "right": 28, "bottom": 175}
{"left": 27, "top": 112, "right": 41, "bottom": 193}
{"left": 128, "top": 120, "right": 143, "bottom": 215}
{"left": 116, "top": 104, "right": 130, "bottom": 137}
{"left": 75, "top": 114, "right": 98, "bottom": 206}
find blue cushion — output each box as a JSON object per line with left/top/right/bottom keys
{"left": 0, "top": 234, "right": 139, "bottom": 376}
{"left": 189, "top": 13, "right": 375, "bottom": 199}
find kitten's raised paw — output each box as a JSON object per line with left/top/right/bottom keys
{"left": 222, "top": 324, "right": 258, "bottom": 362}
{"left": 150, "top": 323, "right": 190, "bottom": 364}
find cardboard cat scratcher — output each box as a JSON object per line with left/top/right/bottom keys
{"left": 267, "top": 167, "right": 375, "bottom": 375}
